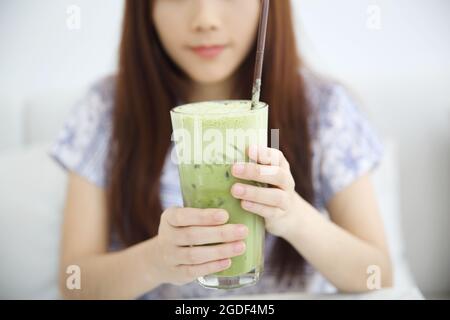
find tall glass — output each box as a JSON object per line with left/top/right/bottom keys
{"left": 170, "top": 100, "right": 268, "bottom": 289}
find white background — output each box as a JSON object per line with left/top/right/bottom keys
{"left": 0, "top": 0, "right": 448, "bottom": 297}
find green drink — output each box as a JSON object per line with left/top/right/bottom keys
{"left": 170, "top": 100, "right": 268, "bottom": 289}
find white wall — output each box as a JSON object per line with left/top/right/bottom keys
{"left": 0, "top": 0, "right": 448, "bottom": 296}
{"left": 0, "top": 0, "right": 123, "bottom": 95}
{"left": 0, "top": 0, "right": 123, "bottom": 148}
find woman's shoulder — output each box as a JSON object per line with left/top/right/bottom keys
{"left": 62, "top": 75, "right": 117, "bottom": 131}
{"left": 301, "top": 68, "right": 351, "bottom": 119}
{"left": 49, "top": 75, "right": 118, "bottom": 188}
{"left": 300, "top": 68, "right": 375, "bottom": 140}
{"left": 301, "top": 68, "right": 337, "bottom": 110}
{"left": 73, "top": 74, "right": 117, "bottom": 131}
{"left": 82, "top": 74, "right": 117, "bottom": 117}
{"left": 90, "top": 74, "right": 117, "bottom": 105}
{"left": 300, "top": 68, "right": 384, "bottom": 208}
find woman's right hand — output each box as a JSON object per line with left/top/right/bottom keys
{"left": 153, "top": 207, "right": 249, "bottom": 286}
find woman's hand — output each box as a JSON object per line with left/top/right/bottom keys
{"left": 153, "top": 207, "right": 248, "bottom": 286}
{"left": 230, "top": 145, "right": 303, "bottom": 238}
{"left": 228, "top": 146, "right": 394, "bottom": 292}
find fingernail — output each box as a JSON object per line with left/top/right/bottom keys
{"left": 249, "top": 145, "right": 258, "bottom": 159}
{"left": 242, "top": 200, "right": 253, "bottom": 209}
{"left": 232, "top": 184, "right": 245, "bottom": 196}
{"left": 233, "top": 163, "right": 245, "bottom": 175}
{"left": 214, "top": 210, "right": 227, "bottom": 222}
{"left": 236, "top": 225, "right": 249, "bottom": 237}
{"left": 233, "top": 242, "right": 246, "bottom": 253}
{"left": 220, "top": 259, "right": 231, "bottom": 267}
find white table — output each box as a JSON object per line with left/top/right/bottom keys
{"left": 219, "top": 286, "right": 424, "bottom": 300}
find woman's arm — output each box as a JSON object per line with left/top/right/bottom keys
{"left": 59, "top": 173, "right": 162, "bottom": 299}
{"left": 59, "top": 173, "right": 247, "bottom": 299}
{"left": 284, "top": 174, "right": 393, "bottom": 292}
{"left": 231, "top": 146, "right": 393, "bottom": 293}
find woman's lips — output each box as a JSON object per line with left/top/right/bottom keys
{"left": 190, "top": 45, "right": 226, "bottom": 59}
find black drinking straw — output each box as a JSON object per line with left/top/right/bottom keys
{"left": 251, "top": 0, "right": 270, "bottom": 109}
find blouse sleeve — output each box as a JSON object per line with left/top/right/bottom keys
{"left": 48, "top": 78, "right": 115, "bottom": 188}
{"left": 316, "top": 85, "right": 384, "bottom": 208}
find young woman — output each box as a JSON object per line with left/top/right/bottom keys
{"left": 51, "top": 0, "right": 392, "bottom": 299}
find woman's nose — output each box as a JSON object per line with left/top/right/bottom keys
{"left": 190, "top": 0, "right": 221, "bottom": 33}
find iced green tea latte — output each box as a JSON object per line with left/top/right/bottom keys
{"left": 170, "top": 100, "right": 268, "bottom": 289}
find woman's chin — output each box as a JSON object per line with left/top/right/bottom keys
{"left": 186, "top": 68, "right": 234, "bottom": 85}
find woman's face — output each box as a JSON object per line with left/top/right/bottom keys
{"left": 153, "top": 0, "right": 260, "bottom": 84}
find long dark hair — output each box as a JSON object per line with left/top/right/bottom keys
{"left": 108, "top": 0, "right": 315, "bottom": 282}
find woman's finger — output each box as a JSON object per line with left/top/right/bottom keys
{"left": 163, "top": 207, "right": 229, "bottom": 227}
{"left": 174, "top": 241, "right": 246, "bottom": 265}
{"left": 177, "top": 258, "right": 232, "bottom": 279}
{"left": 248, "top": 145, "right": 290, "bottom": 170}
{"left": 231, "top": 183, "right": 289, "bottom": 210}
{"left": 241, "top": 199, "right": 285, "bottom": 220}
{"left": 232, "top": 162, "right": 295, "bottom": 190}
{"left": 172, "top": 224, "right": 248, "bottom": 246}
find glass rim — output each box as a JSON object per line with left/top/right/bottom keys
{"left": 170, "top": 99, "right": 268, "bottom": 115}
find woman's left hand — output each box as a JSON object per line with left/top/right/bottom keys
{"left": 230, "top": 145, "right": 303, "bottom": 238}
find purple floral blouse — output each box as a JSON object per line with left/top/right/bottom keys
{"left": 50, "top": 70, "right": 383, "bottom": 299}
